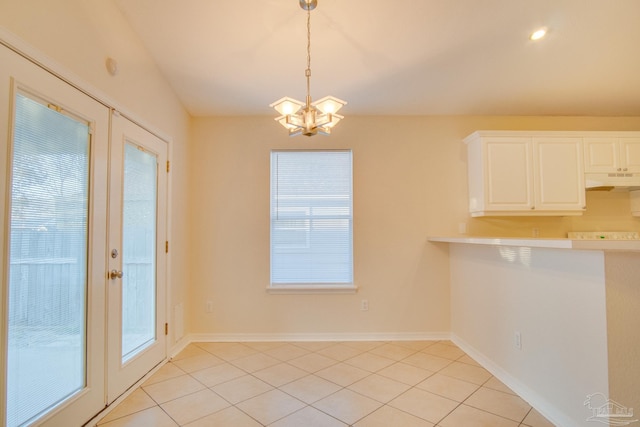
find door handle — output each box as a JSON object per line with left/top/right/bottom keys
{"left": 110, "top": 269, "right": 124, "bottom": 280}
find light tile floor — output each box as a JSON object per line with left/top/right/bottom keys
{"left": 97, "top": 341, "right": 556, "bottom": 427}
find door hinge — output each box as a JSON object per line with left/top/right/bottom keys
{"left": 165, "top": 241, "right": 169, "bottom": 253}
{"left": 165, "top": 323, "right": 168, "bottom": 336}
{"left": 166, "top": 161, "right": 170, "bottom": 173}
{"left": 47, "top": 103, "right": 62, "bottom": 113}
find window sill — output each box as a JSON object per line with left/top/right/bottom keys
{"left": 267, "top": 284, "right": 358, "bottom": 295}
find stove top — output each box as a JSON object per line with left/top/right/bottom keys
{"left": 568, "top": 231, "right": 640, "bottom": 240}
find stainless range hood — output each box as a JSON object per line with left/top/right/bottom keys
{"left": 585, "top": 172, "right": 640, "bottom": 191}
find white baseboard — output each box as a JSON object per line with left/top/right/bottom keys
{"left": 451, "top": 334, "right": 576, "bottom": 427}
{"left": 183, "top": 331, "right": 451, "bottom": 344}
{"left": 169, "top": 334, "right": 192, "bottom": 359}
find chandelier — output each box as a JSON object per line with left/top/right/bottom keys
{"left": 270, "top": 0, "right": 346, "bottom": 137}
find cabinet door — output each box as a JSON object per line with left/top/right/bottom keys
{"left": 484, "top": 138, "right": 533, "bottom": 210}
{"left": 584, "top": 138, "right": 618, "bottom": 173}
{"left": 533, "top": 138, "right": 585, "bottom": 211}
{"left": 620, "top": 138, "right": 640, "bottom": 172}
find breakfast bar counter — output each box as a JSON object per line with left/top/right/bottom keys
{"left": 428, "top": 235, "right": 640, "bottom": 251}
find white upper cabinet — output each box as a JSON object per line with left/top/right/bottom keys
{"left": 533, "top": 137, "right": 585, "bottom": 211}
{"left": 584, "top": 137, "right": 640, "bottom": 173}
{"left": 466, "top": 131, "right": 585, "bottom": 217}
{"left": 469, "top": 136, "right": 533, "bottom": 213}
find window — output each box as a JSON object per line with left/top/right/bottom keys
{"left": 270, "top": 150, "right": 353, "bottom": 291}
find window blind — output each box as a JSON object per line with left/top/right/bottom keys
{"left": 8, "top": 93, "right": 90, "bottom": 427}
{"left": 270, "top": 150, "right": 353, "bottom": 285}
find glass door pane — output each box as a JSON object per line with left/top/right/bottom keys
{"left": 6, "top": 93, "right": 90, "bottom": 426}
{"left": 121, "top": 143, "right": 157, "bottom": 362}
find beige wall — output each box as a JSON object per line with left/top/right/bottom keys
{"left": 189, "top": 116, "right": 454, "bottom": 337}
{"left": 2, "top": 0, "right": 639, "bottom": 342}
{"left": 0, "top": 0, "right": 191, "bottom": 346}
{"left": 189, "top": 115, "right": 640, "bottom": 337}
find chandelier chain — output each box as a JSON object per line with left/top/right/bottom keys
{"left": 306, "top": 6, "right": 311, "bottom": 103}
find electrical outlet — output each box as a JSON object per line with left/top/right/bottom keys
{"left": 360, "top": 299, "right": 369, "bottom": 311}
{"left": 515, "top": 331, "right": 522, "bottom": 350}
{"left": 458, "top": 222, "right": 467, "bottom": 234}
{"left": 206, "top": 300, "right": 213, "bottom": 313}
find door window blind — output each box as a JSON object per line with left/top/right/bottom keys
{"left": 270, "top": 150, "right": 353, "bottom": 285}
{"left": 7, "top": 92, "right": 90, "bottom": 427}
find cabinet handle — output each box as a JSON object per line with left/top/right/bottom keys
{"left": 624, "top": 168, "right": 628, "bottom": 171}
{"left": 531, "top": 206, "right": 535, "bottom": 210}
{"left": 617, "top": 168, "right": 622, "bottom": 171}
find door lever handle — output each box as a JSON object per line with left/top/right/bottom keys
{"left": 110, "top": 269, "right": 124, "bottom": 280}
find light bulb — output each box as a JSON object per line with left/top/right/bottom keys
{"left": 530, "top": 28, "right": 547, "bottom": 41}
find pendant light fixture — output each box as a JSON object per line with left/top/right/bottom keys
{"left": 270, "top": 0, "right": 346, "bottom": 137}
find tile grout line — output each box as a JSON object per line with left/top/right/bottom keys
{"left": 433, "top": 374, "right": 529, "bottom": 427}
{"left": 101, "top": 341, "right": 548, "bottom": 427}
{"left": 185, "top": 345, "right": 355, "bottom": 426}
{"left": 463, "top": 374, "right": 533, "bottom": 425}
{"left": 229, "top": 343, "right": 412, "bottom": 426}
{"left": 238, "top": 342, "right": 457, "bottom": 426}
{"left": 315, "top": 345, "right": 456, "bottom": 426}
{"left": 281, "top": 342, "right": 466, "bottom": 426}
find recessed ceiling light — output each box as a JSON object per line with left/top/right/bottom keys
{"left": 530, "top": 28, "right": 547, "bottom": 41}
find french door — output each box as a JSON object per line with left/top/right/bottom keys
{"left": 107, "top": 113, "right": 167, "bottom": 402}
{"left": 0, "top": 42, "right": 109, "bottom": 427}
{"left": 0, "top": 42, "right": 167, "bottom": 426}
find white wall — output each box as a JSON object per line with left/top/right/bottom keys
{"left": 605, "top": 252, "right": 640, "bottom": 415}
{"left": 448, "top": 243, "right": 609, "bottom": 427}
{"left": 0, "top": 0, "right": 191, "bottom": 347}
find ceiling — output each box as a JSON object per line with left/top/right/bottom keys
{"left": 113, "top": 0, "right": 640, "bottom": 117}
